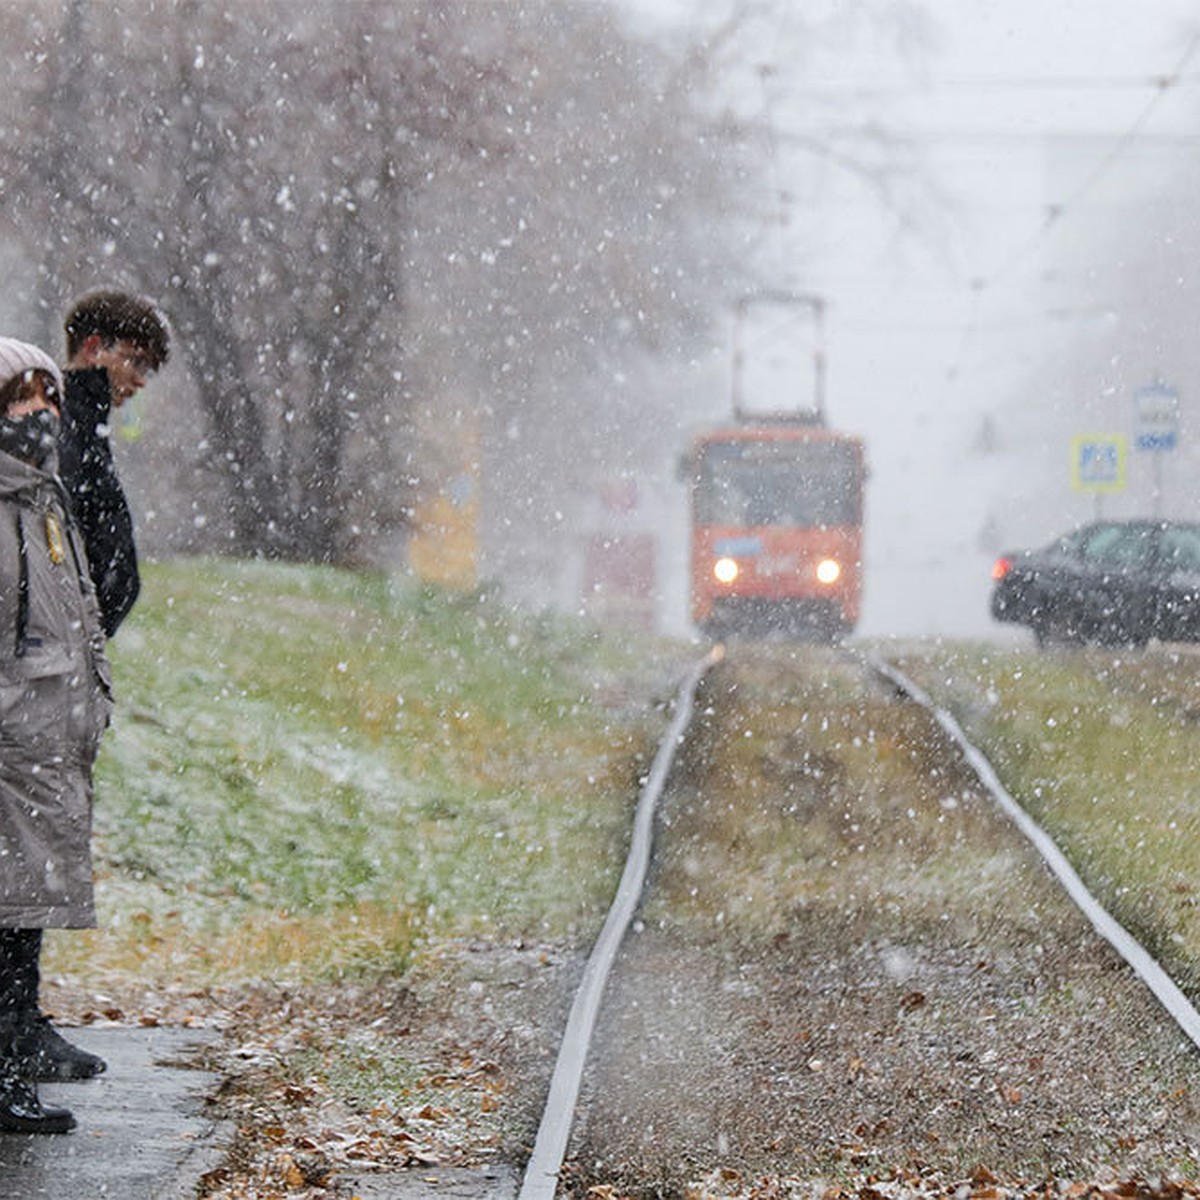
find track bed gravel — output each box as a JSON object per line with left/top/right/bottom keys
{"left": 561, "top": 646, "right": 1200, "bottom": 1196}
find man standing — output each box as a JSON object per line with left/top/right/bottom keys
{"left": 3, "top": 292, "right": 169, "bottom": 1087}
{"left": 60, "top": 290, "right": 170, "bottom": 637}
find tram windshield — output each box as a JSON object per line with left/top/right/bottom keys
{"left": 693, "top": 439, "right": 860, "bottom": 527}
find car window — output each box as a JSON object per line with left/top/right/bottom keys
{"left": 1080, "top": 524, "right": 1155, "bottom": 567}
{"left": 1159, "top": 527, "right": 1200, "bottom": 571}
{"left": 1056, "top": 529, "right": 1090, "bottom": 555}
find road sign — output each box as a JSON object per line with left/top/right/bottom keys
{"left": 1134, "top": 380, "right": 1179, "bottom": 451}
{"left": 1071, "top": 434, "right": 1126, "bottom": 492}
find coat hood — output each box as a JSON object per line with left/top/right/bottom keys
{"left": 0, "top": 337, "right": 63, "bottom": 399}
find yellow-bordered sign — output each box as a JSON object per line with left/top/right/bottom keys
{"left": 1070, "top": 434, "right": 1127, "bottom": 493}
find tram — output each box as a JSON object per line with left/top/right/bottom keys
{"left": 682, "top": 293, "right": 866, "bottom": 641}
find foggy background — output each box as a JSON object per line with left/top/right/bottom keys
{"left": 2, "top": 1, "right": 1199, "bottom": 641}
{"left": 628, "top": 0, "right": 1200, "bottom": 639}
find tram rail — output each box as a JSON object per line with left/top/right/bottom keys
{"left": 517, "top": 643, "right": 1200, "bottom": 1198}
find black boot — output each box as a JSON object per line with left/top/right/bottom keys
{"left": 0, "top": 1019, "right": 74, "bottom": 1135}
{"left": 15, "top": 1016, "right": 107, "bottom": 1082}
{"left": 0, "top": 929, "right": 105, "bottom": 1081}
{"left": 0, "top": 1073, "right": 74, "bottom": 1134}
{"left": 0, "top": 961, "right": 77, "bottom": 1133}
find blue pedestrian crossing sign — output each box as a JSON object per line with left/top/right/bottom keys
{"left": 1071, "top": 434, "right": 1126, "bottom": 492}
{"left": 1134, "top": 380, "right": 1179, "bottom": 451}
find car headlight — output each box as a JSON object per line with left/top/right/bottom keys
{"left": 713, "top": 557, "right": 739, "bottom": 585}
{"left": 816, "top": 558, "right": 841, "bottom": 585}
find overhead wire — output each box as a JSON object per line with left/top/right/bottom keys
{"left": 781, "top": 69, "right": 1200, "bottom": 99}
{"left": 942, "top": 27, "right": 1200, "bottom": 385}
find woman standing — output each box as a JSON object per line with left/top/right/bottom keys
{"left": 0, "top": 338, "right": 113, "bottom": 1133}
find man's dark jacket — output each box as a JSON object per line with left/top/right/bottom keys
{"left": 57, "top": 368, "right": 139, "bottom": 637}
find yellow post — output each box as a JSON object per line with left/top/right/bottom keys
{"left": 408, "top": 409, "right": 480, "bottom": 591}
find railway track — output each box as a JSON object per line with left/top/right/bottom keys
{"left": 518, "top": 642, "right": 1200, "bottom": 1199}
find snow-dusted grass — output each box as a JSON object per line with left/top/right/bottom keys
{"left": 47, "top": 557, "right": 685, "bottom": 990}
{"left": 889, "top": 641, "right": 1200, "bottom": 992}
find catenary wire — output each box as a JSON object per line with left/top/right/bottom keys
{"left": 941, "top": 27, "right": 1200, "bottom": 384}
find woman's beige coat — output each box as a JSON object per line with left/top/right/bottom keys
{"left": 0, "top": 443, "right": 112, "bottom": 927}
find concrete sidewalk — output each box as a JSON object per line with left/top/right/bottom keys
{"left": 0, "top": 1025, "right": 223, "bottom": 1199}
{"left": 0, "top": 1024, "right": 522, "bottom": 1200}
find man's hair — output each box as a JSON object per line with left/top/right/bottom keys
{"left": 64, "top": 290, "right": 170, "bottom": 369}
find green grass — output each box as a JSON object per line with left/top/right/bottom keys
{"left": 887, "top": 641, "right": 1200, "bottom": 991}
{"left": 54, "top": 557, "right": 689, "bottom": 988}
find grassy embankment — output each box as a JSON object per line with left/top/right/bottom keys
{"left": 890, "top": 641, "right": 1200, "bottom": 992}
{"left": 45, "top": 557, "right": 689, "bottom": 993}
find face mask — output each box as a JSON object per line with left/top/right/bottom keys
{"left": 0, "top": 409, "right": 59, "bottom": 468}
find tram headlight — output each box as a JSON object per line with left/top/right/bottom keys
{"left": 713, "top": 557, "right": 740, "bottom": 585}
{"left": 815, "top": 558, "right": 841, "bottom": 585}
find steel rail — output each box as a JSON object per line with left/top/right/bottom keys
{"left": 517, "top": 647, "right": 724, "bottom": 1200}
{"left": 867, "top": 652, "right": 1200, "bottom": 1053}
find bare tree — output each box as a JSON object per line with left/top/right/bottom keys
{"left": 17, "top": 2, "right": 519, "bottom": 561}
{"left": 0, "top": 0, "right": 756, "bottom": 571}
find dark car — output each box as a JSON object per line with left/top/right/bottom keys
{"left": 991, "top": 519, "right": 1200, "bottom": 648}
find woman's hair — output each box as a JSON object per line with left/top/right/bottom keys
{"left": 0, "top": 369, "right": 59, "bottom": 417}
